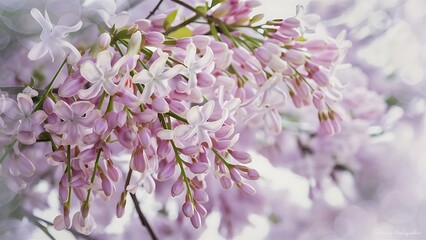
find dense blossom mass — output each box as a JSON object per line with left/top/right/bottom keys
{"left": 0, "top": 0, "right": 424, "bottom": 239}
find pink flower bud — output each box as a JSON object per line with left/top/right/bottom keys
{"left": 81, "top": 202, "right": 90, "bottom": 219}
{"left": 151, "top": 97, "right": 169, "bottom": 113}
{"left": 43, "top": 97, "right": 55, "bottom": 114}
{"left": 101, "top": 173, "right": 112, "bottom": 196}
{"left": 130, "top": 147, "right": 147, "bottom": 173}
{"left": 74, "top": 188, "right": 86, "bottom": 202}
{"left": 171, "top": 177, "right": 185, "bottom": 197}
{"left": 229, "top": 167, "right": 242, "bottom": 183}
{"left": 215, "top": 126, "right": 234, "bottom": 139}
{"left": 117, "top": 128, "right": 137, "bottom": 149}
{"left": 182, "top": 201, "right": 194, "bottom": 218}
{"left": 220, "top": 176, "right": 233, "bottom": 189}
{"left": 190, "top": 211, "right": 201, "bottom": 229}
{"left": 189, "top": 162, "right": 209, "bottom": 174}
{"left": 311, "top": 70, "right": 329, "bottom": 86}
{"left": 157, "top": 140, "right": 171, "bottom": 159}
{"left": 135, "top": 108, "right": 157, "bottom": 123}
{"left": 135, "top": 19, "right": 151, "bottom": 31}
{"left": 195, "top": 202, "right": 207, "bottom": 217}
{"left": 181, "top": 145, "right": 199, "bottom": 156}
{"left": 254, "top": 47, "right": 271, "bottom": 63}
{"left": 229, "top": 150, "right": 252, "bottom": 164}
{"left": 117, "top": 110, "right": 127, "bottom": 127}
{"left": 238, "top": 182, "right": 256, "bottom": 195}
{"left": 284, "top": 49, "right": 306, "bottom": 65}
{"left": 303, "top": 39, "right": 327, "bottom": 51}
{"left": 290, "top": 91, "right": 303, "bottom": 108}
{"left": 94, "top": 118, "right": 108, "bottom": 135}
{"left": 98, "top": 32, "right": 111, "bottom": 49}
{"left": 157, "top": 159, "right": 175, "bottom": 181}
{"left": 138, "top": 127, "right": 151, "bottom": 147}
{"left": 312, "top": 91, "right": 325, "bottom": 110}
{"left": 107, "top": 160, "right": 121, "bottom": 182}
{"left": 116, "top": 192, "right": 127, "bottom": 218}
{"left": 59, "top": 78, "right": 85, "bottom": 98}
{"left": 143, "top": 31, "right": 165, "bottom": 46}
{"left": 168, "top": 100, "right": 186, "bottom": 114}
{"left": 116, "top": 201, "right": 125, "bottom": 218}
{"left": 197, "top": 72, "right": 216, "bottom": 88}
{"left": 247, "top": 169, "right": 260, "bottom": 180}
{"left": 282, "top": 17, "right": 300, "bottom": 28}
{"left": 193, "top": 189, "right": 209, "bottom": 203}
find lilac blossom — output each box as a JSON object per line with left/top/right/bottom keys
{"left": 28, "top": 8, "right": 82, "bottom": 64}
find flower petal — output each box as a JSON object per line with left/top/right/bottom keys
{"left": 139, "top": 83, "right": 154, "bottom": 103}
{"left": 153, "top": 81, "right": 171, "bottom": 98}
{"left": 193, "top": 46, "right": 214, "bottom": 71}
{"left": 174, "top": 125, "right": 196, "bottom": 140}
{"left": 30, "top": 8, "right": 52, "bottom": 32}
{"left": 157, "top": 129, "right": 174, "bottom": 140}
{"left": 70, "top": 101, "right": 94, "bottom": 116}
{"left": 80, "top": 61, "right": 101, "bottom": 83}
{"left": 17, "top": 94, "right": 34, "bottom": 114}
{"left": 54, "top": 100, "right": 73, "bottom": 120}
{"left": 55, "top": 21, "right": 82, "bottom": 36}
{"left": 157, "top": 65, "right": 185, "bottom": 81}
{"left": 31, "top": 110, "right": 48, "bottom": 125}
{"left": 28, "top": 42, "right": 48, "bottom": 61}
{"left": 187, "top": 105, "right": 204, "bottom": 126}
{"left": 150, "top": 51, "right": 168, "bottom": 77}
{"left": 78, "top": 82, "right": 102, "bottom": 99}
{"left": 201, "top": 101, "right": 215, "bottom": 120}
{"left": 184, "top": 42, "right": 196, "bottom": 66}
{"left": 132, "top": 70, "right": 153, "bottom": 84}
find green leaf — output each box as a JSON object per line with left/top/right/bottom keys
{"left": 249, "top": 14, "right": 264, "bottom": 25}
{"left": 163, "top": 10, "right": 178, "bottom": 31}
{"left": 29, "top": 77, "right": 35, "bottom": 88}
{"left": 168, "top": 26, "right": 193, "bottom": 39}
{"left": 211, "top": 0, "right": 225, "bottom": 8}
{"left": 196, "top": 5, "right": 207, "bottom": 14}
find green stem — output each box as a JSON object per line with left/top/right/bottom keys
{"left": 212, "top": 148, "right": 232, "bottom": 168}
{"left": 0, "top": 142, "right": 14, "bottom": 164}
{"left": 98, "top": 91, "right": 107, "bottom": 110}
{"left": 165, "top": 111, "right": 188, "bottom": 123}
{"left": 85, "top": 149, "right": 102, "bottom": 203}
{"left": 33, "top": 58, "right": 67, "bottom": 112}
{"left": 164, "top": 15, "right": 200, "bottom": 35}
{"left": 158, "top": 113, "right": 193, "bottom": 202}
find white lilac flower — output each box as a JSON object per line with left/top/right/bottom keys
{"left": 28, "top": 8, "right": 82, "bottom": 64}
{"left": 78, "top": 50, "right": 128, "bottom": 99}
{"left": 174, "top": 101, "right": 228, "bottom": 147}
{"left": 183, "top": 42, "right": 214, "bottom": 88}
{"left": 132, "top": 49, "right": 185, "bottom": 103}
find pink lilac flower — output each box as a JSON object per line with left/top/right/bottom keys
{"left": 45, "top": 100, "right": 100, "bottom": 145}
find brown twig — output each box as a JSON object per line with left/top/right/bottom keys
{"left": 146, "top": 0, "right": 164, "bottom": 19}
{"left": 130, "top": 193, "right": 159, "bottom": 240}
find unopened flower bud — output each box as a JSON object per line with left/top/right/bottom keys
{"left": 182, "top": 201, "right": 194, "bottom": 218}
{"left": 98, "top": 32, "right": 111, "bottom": 50}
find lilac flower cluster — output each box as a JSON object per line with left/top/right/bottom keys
{"left": 0, "top": 0, "right": 349, "bottom": 237}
